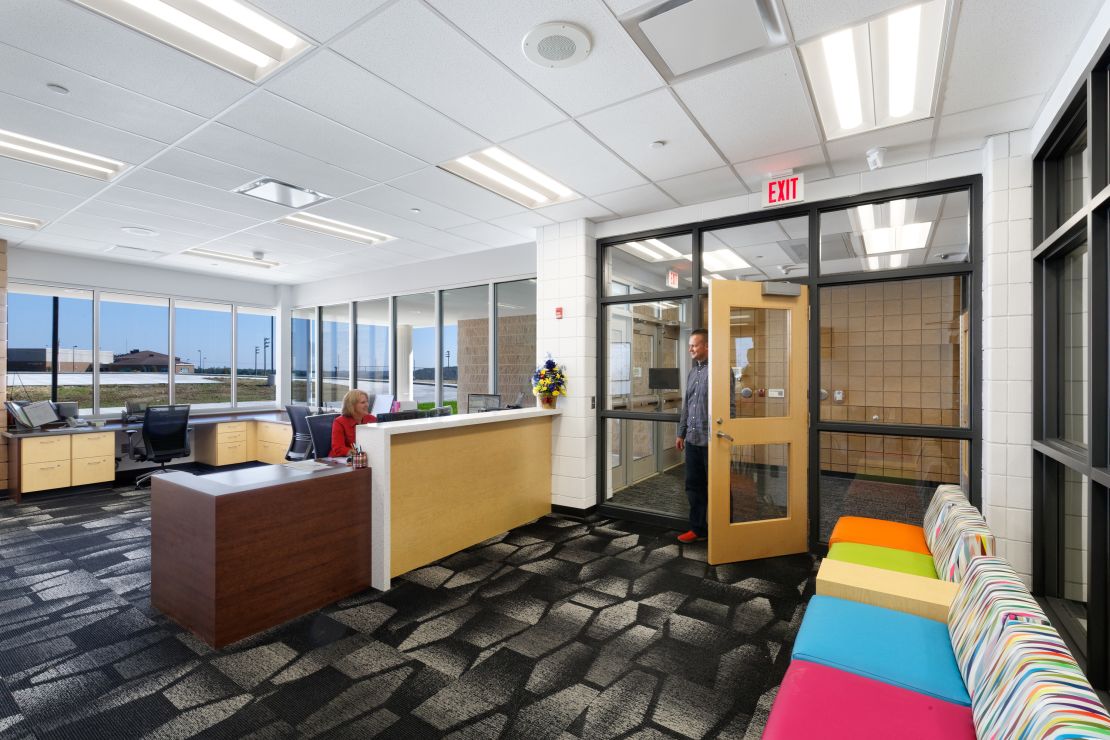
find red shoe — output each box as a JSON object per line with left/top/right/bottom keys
{"left": 677, "top": 530, "right": 705, "bottom": 543}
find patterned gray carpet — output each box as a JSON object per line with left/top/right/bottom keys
{"left": 0, "top": 486, "right": 815, "bottom": 739}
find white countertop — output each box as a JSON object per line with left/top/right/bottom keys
{"left": 358, "top": 407, "right": 559, "bottom": 436}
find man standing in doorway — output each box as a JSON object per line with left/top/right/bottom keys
{"left": 675, "top": 328, "right": 733, "bottom": 544}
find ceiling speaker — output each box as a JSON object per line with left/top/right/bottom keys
{"left": 522, "top": 22, "right": 591, "bottom": 68}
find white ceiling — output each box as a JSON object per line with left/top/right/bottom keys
{"left": 0, "top": 0, "right": 1100, "bottom": 285}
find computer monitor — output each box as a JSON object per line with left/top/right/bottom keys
{"left": 53, "top": 401, "right": 79, "bottom": 419}
{"left": 371, "top": 393, "right": 394, "bottom": 415}
{"left": 23, "top": 400, "right": 60, "bottom": 428}
{"left": 648, "top": 367, "right": 681, "bottom": 390}
{"left": 468, "top": 393, "right": 501, "bottom": 413}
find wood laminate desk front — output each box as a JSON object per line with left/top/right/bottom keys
{"left": 357, "top": 408, "right": 557, "bottom": 590}
{"left": 151, "top": 463, "right": 371, "bottom": 648}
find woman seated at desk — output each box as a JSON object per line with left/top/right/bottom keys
{"left": 330, "top": 389, "right": 377, "bottom": 457}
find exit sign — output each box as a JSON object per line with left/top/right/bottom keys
{"left": 762, "top": 173, "right": 805, "bottom": 208}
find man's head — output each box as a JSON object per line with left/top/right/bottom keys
{"left": 688, "top": 329, "right": 708, "bottom": 363}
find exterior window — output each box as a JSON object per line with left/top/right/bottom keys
{"left": 355, "top": 298, "right": 390, "bottom": 398}
{"left": 496, "top": 280, "right": 536, "bottom": 405}
{"left": 290, "top": 307, "right": 316, "bottom": 406}
{"left": 394, "top": 293, "right": 435, "bottom": 404}
{"left": 99, "top": 293, "right": 170, "bottom": 413}
{"left": 174, "top": 300, "right": 231, "bottom": 409}
{"left": 321, "top": 303, "right": 350, "bottom": 406}
{"left": 442, "top": 285, "right": 489, "bottom": 413}
{"left": 236, "top": 306, "right": 276, "bottom": 407}
{"left": 7, "top": 284, "right": 94, "bottom": 413}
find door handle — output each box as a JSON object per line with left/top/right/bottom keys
{"left": 716, "top": 431, "right": 734, "bottom": 442}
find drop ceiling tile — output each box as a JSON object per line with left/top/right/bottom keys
{"left": 826, "top": 119, "right": 935, "bottom": 177}
{"left": 603, "top": 0, "right": 653, "bottom": 17}
{"left": 245, "top": 0, "right": 389, "bottom": 42}
{"left": 0, "top": 181, "right": 86, "bottom": 211}
{"left": 0, "top": 0, "right": 252, "bottom": 117}
{"left": 46, "top": 216, "right": 195, "bottom": 250}
{"left": 266, "top": 52, "right": 488, "bottom": 164}
{"left": 675, "top": 48, "right": 820, "bottom": 163}
{"left": 71, "top": 200, "right": 234, "bottom": 241}
{"left": 447, "top": 221, "right": 527, "bottom": 248}
{"left": 245, "top": 221, "right": 367, "bottom": 254}
{"left": 640, "top": 0, "right": 770, "bottom": 77}
{"left": 145, "top": 149, "right": 262, "bottom": 191}
{"left": 346, "top": 185, "right": 477, "bottom": 230}
{"left": 781, "top": 0, "right": 910, "bottom": 41}
{"left": 657, "top": 166, "right": 748, "bottom": 205}
{"left": 0, "top": 43, "right": 205, "bottom": 144}
{"left": 304, "top": 198, "right": 467, "bottom": 255}
{"left": 0, "top": 91, "right": 165, "bottom": 164}
{"left": 732, "top": 145, "right": 829, "bottom": 185}
{"left": 390, "top": 167, "right": 526, "bottom": 221}
{"left": 0, "top": 196, "right": 68, "bottom": 223}
{"left": 489, "top": 211, "right": 554, "bottom": 238}
{"left": 156, "top": 251, "right": 297, "bottom": 280}
{"left": 203, "top": 231, "right": 339, "bottom": 262}
{"left": 502, "top": 121, "right": 646, "bottom": 197}
{"left": 934, "top": 95, "right": 1044, "bottom": 157}
{"left": 121, "top": 169, "right": 293, "bottom": 221}
{"left": 533, "top": 198, "right": 615, "bottom": 222}
{"left": 578, "top": 89, "right": 724, "bottom": 180}
{"left": 0, "top": 224, "right": 36, "bottom": 247}
{"left": 0, "top": 157, "right": 105, "bottom": 197}
{"left": 217, "top": 93, "right": 424, "bottom": 183}
{"left": 942, "top": 0, "right": 1103, "bottom": 114}
{"left": 332, "top": 0, "right": 564, "bottom": 142}
{"left": 97, "top": 187, "right": 261, "bottom": 231}
{"left": 427, "top": 0, "right": 663, "bottom": 116}
{"left": 11, "top": 232, "right": 114, "bottom": 255}
{"left": 592, "top": 184, "right": 679, "bottom": 217}
{"left": 179, "top": 124, "right": 374, "bottom": 197}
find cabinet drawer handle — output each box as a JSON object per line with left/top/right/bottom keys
{"left": 87, "top": 460, "right": 102, "bottom": 465}
{"left": 39, "top": 464, "right": 60, "bottom": 471}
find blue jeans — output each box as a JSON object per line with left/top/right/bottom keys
{"left": 684, "top": 443, "right": 708, "bottom": 537}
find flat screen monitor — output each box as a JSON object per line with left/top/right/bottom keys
{"left": 371, "top": 394, "right": 394, "bottom": 415}
{"left": 468, "top": 393, "right": 501, "bottom": 413}
{"left": 648, "top": 367, "right": 680, "bottom": 390}
{"left": 23, "top": 400, "right": 59, "bottom": 428}
{"left": 5, "top": 401, "right": 33, "bottom": 429}
{"left": 53, "top": 401, "right": 79, "bottom": 419}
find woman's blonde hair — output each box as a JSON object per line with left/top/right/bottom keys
{"left": 340, "top": 389, "right": 369, "bottom": 418}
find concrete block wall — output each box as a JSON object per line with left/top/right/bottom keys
{"left": 981, "top": 131, "right": 1035, "bottom": 586}
{"left": 536, "top": 220, "right": 597, "bottom": 510}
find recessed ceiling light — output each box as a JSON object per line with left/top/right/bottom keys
{"left": 71, "top": 0, "right": 311, "bottom": 82}
{"left": 650, "top": 140, "right": 666, "bottom": 149}
{"left": 234, "top": 178, "right": 331, "bottom": 208}
{"left": 46, "top": 83, "right": 70, "bottom": 95}
{"left": 0, "top": 127, "right": 127, "bottom": 180}
{"left": 0, "top": 212, "right": 44, "bottom": 230}
{"left": 121, "top": 226, "right": 158, "bottom": 236}
{"left": 409, "top": 207, "right": 422, "bottom": 214}
{"left": 799, "top": 0, "right": 946, "bottom": 139}
{"left": 440, "top": 147, "right": 579, "bottom": 209}
{"left": 277, "top": 212, "right": 394, "bottom": 245}
{"left": 184, "top": 247, "right": 280, "bottom": 268}
{"left": 862, "top": 223, "right": 932, "bottom": 254}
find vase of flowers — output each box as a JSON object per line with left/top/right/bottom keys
{"left": 532, "top": 357, "right": 567, "bottom": 409}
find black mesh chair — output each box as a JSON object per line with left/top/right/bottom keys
{"left": 285, "top": 404, "right": 313, "bottom": 461}
{"left": 433, "top": 406, "right": 453, "bottom": 416}
{"left": 306, "top": 413, "right": 339, "bottom": 459}
{"left": 126, "top": 404, "right": 190, "bottom": 488}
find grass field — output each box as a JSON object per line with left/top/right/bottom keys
{"left": 13, "top": 377, "right": 276, "bottom": 409}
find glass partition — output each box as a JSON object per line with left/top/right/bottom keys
{"left": 704, "top": 216, "right": 808, "bottom": 283}
{"left": 355, "top": 298, "right": 390, "bottom": 398}
{"left": 1058, "top": 244, "right": 1088, "bottom": 446}
{"left": 442, "top": 285, "right": 489, "bottom": 413}
{"left": 7, "top": 284, "right": 94, "bottom": 413}
{"left": 604, "top": 299, "right": 687, "bottom": 413}
{"left": 395, "top": 293, "right": 435, "bottom": 404}
{"left": 174, "top": 300, "right": 231, "bottom": 409}
{"left": 496, "top": 280, "right": 536, "bottom": 405}
{"left": 290, "top": 307, "right": 316, "bottom": 406}
{"left": 236, "top": 306, "right": 276, "bottom": 407}
{"left": 321, "top": 303, "right": 350, "bottom": 405}
{"left": 605, "top": 234, "right": 693, "bottom": 295}
{"left": 98, "top": 292, "right": 170, "bottom": 413}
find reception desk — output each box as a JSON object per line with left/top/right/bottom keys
{"left": 151, "top": 462, "right": 371, "bottom": 647}
{"left": 357, "top": 408, "right": 557, "bottom": 590}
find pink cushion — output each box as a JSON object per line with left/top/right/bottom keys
{"left": 763, "top": 660, "right": 975, "bottom": 740}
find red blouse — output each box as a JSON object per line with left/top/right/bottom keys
{"left": 330, "top": 413, "right": 376, "bottom": 457}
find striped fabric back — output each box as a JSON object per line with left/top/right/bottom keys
{"left": 923, "top": 484, "right": 968, "bottom": 550}
{"left": 930, "top": 498, "right": 995, "bottom": 582}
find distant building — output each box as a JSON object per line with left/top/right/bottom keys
{"left": 9, "top": 348, "right": 114, "bottom": 372}
{"left": 105, "top": 350, "right": 194, "bottom": 373}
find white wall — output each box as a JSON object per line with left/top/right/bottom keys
{"left": 9, "top": 248, "right": 278, "bottom": 306}
{"left": 981, "top": 131, "right": 1035, "bottom": 587}
{"left": 291, "top": 244, "right": 535, "bottom": 308}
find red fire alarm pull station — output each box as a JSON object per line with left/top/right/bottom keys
{"left": 555, "top": 307, "right": 563, "bottom": 319}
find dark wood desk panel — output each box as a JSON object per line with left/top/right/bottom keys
{"left": 151, "top": 464, "right": 371, "bottom": 648}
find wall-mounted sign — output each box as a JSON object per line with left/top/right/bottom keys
{"left": 762, "top": 173, "right": 805, "bottom": 208}
{"left": 555, "top": 306, "right": 563, "bottom": 319}
{"left": 666, "top": 269, "right": 679, "bottom": 289}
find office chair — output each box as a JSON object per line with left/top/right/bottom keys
{"left": 126, "top": 404, "right": 190, "bottom": 488}
{"left": 285, "top": 404, "right": 313, "bottom": 461}
{"left": 306, "top": 413, "right": 340, "bottom": 459}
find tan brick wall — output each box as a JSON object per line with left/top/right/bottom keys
{"left": 456, "top": 314, "right": 537, "bottom": 412}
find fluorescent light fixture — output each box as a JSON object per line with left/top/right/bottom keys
{"left": 440, "top": 147, "right": 579, "bottom": 209}
{"left": 277, "top": 212, "right": 394, "bottom": 245}
{"left": 71, "top": 0, "right": 311, "bottom": 82}
{"left": 862, "top": 222, "right": 932, "bottom": 254}
{"left": 184, "top": 247, "right": 280, "bottom": 268}
{"left": 645, "top": 238, "right": 685, "bottom": 259}
{"left": 799, "top": 0, "right": 946, "bottom": 139}
{"left": 0, "top": 128, "right": 127, "bottom": 180}
{"left": 234, "top": 178, "right": 331, "bottom": 208}
{"left": 701, "top": 273, "right": 728, "bottom": 285}
{"left": 867, "top": 253, "right": 907, "bottom": 270}
{"left": 0, "top": 212, "right": 44, "bottom": 230}
{"left": 624, "top": 240, "right": 664, "bottom": 260}
{"left": 703, "top": 249, "right": 750, "bottom": 272}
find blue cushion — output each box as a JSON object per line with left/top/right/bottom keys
{"left": 792, "top": 595, "right": 970, "bottom": 706}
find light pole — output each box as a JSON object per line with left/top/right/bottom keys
{"left": 263, "top": 337, "right": 271, "bottom": 374}
{"left": 196, "top": 350, "right": 202, "bottom": 373}
{"left": 254, "top": 346, "right": 259, "bottom": 375}
{"left": 71, "top": 345, "right": 77, "bottom": 372}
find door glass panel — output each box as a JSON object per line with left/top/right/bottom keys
{"left": 605, "top": 234, "right": 693, "bottom": 295}
{"left": 732, "top": 308, "right": 789, "bottom": 418}
{"left": 703, "top": 215, "right": 809, "bottom": 283}
{"left": 605, "top": 300, "right": 687, "bottom": 412}
{"left": 607, "top": 418, "right": 686, "bottom": 518}
{"left": 820, "top": 276, "right": 968, "bottom": 426}
{"left": 818, "top": 432, "right": 968, "bottom": 542}
{"left": 1059, "top": 244, "right": 1088, "bottom": 446}
{"left": 730, "top": 442, "right": 789, "bottom": 523}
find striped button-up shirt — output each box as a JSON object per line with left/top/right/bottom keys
{"left": 677, "top": 360, "right": 736, "bottom": 447}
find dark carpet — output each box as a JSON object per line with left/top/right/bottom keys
{"left": 0, "top": 486, "right": 815, "bottom": 739}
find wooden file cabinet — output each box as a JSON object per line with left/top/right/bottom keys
{"left": 21, "top": 436, "right": 72, "bottom": 493}
{"left": 194, "top": 422, "right": 249, "bottom": 466}
{"left": 255, "top": 421, "right": 292, "bottom": 465}
{"left": 71, "top": 432, "right": 116, "bottom": 486}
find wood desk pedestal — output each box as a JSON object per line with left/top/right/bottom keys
{"left": 151, "top": 465, "right": 371, "bottom": 648}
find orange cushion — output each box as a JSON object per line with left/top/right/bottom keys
{"left": 828, "top": 516, "right": 931, "bottom": 555}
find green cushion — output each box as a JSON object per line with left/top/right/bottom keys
{"left": 826, "top": 542, "right": 939, "bottom": 579}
